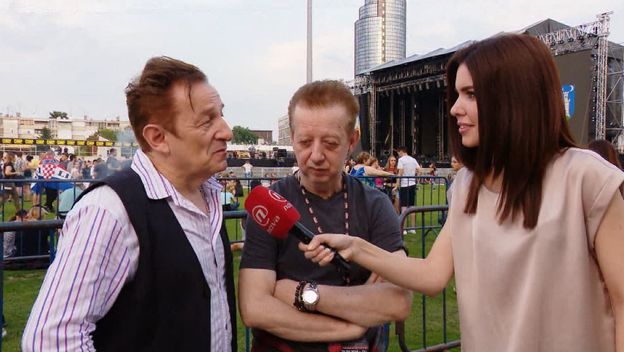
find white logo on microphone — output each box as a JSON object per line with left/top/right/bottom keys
{"left": 252, "top": 205, "right": 270, "bottom": 227}
{"left": 268, "top": 190, "right": 288, "bottom": 203}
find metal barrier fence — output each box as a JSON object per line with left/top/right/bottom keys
{"left": 0, "top": 211, "right": 246, "bottom": 352}
{"left": 0, "top": 175, "right": 448, "bottom": 218}
{"left": 0, "top": 175, "right": 455, "bottom": 351}
{"left": 216, "top": 175, "right": 449, "bottom": 215}
{"left": 397, "top": 205, "right": 461, "bottom": 352}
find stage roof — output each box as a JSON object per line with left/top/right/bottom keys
{"left": 361, "top": 17, "right": 622, "bottom": 75}
{"left": 361, "top": 40, "right": 474, "bottom": 74}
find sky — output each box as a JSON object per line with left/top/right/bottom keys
{"left": 1, "top": 0, "right": 623, "bottom": 139}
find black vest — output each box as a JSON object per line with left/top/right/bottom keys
{"left": 76, "top": 169, "right": 237, "bottom": 351}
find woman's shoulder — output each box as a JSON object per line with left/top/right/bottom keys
{"left": 545, "top": 148, "right": 624, "bottom": 198}
{"left": 554, "top": 147, "right": 622, "bottom": 176}
{"left": 453, "top": 167, "right": 472, "bottom": 185}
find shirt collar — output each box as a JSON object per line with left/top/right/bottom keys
{"left": 130, "top": 149, "right": 223, "bottom": 201}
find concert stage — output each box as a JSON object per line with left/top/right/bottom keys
{"left": 353, "top": 15, "right": 623, "bottom": 162}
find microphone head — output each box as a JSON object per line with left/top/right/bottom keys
{"left": 244, "top": 186, "right": 300, "bottom": 239}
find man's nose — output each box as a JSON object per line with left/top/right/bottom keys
{"left": 309, "top": 141, "right": 325, "bottom": 163}
{"left": 217, "top": 117, "right": 233, "bottom": 141}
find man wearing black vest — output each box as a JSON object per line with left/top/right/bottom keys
{"left": 23, "top": 57, "right": 237, "bottom": 352}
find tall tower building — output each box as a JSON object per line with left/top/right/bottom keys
{"left": 354, "top": 0, "right": 406, "bottom": 75}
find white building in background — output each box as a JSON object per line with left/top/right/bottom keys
{"left": 354, "top": 0, "right": 406, "bottom": 75}
{"left": 0, "top": 114, "right": 131, "bottom": 140}
{"left": 278, "top": 114, "right": 291, "bottom": 145}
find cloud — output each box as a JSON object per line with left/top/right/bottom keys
{"left": 0, "top": 0, "right": 622, "bottom": 137}
{"left": 406, "top": 0, "right": 624, "bottom": 53}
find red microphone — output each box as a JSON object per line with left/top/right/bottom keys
{"left": 245, "top": 186, "right": 351, "bottom": 272}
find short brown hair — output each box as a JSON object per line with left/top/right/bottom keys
{"left": 288, "top": 80, "right": 359, "bottom": 133}
{"left": 125, "top": 56, "right": 207, "bottom": 151}
{"left": 446, "top": 34, "right": 576, "bottom": 229}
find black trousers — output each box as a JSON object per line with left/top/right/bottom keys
{"left": 45, "top": 187, "right": 58, "bottom": 209}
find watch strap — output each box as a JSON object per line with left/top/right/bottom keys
{"left": 294, "top": 280, "right": 308, "bottom": 312}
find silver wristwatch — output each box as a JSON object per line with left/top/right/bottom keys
{"left": 301, "top": 282, "right": 320, "bottom": 311}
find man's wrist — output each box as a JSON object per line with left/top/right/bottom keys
{"left": 293, "top": 280, "right": 320, "bottom": 312}
{"left": 350, "top": 237, "right": 363, "bottom": 263}
{"left": 302, "top": 281, "right": 319, "bottom": 311}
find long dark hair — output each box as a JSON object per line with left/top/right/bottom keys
{"left": 446, "top": 34, "right": 577, "bottom": 229}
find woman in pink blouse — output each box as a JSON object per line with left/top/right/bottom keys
{"left": 302, "top": 34, "right": 624, "bottom": 351}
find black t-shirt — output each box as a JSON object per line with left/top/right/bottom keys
{"left": 241, "top": 175, "right": 402, "bottom": 283}
{"left": 234, "top": 181, "right": 244, "bottom": 197}
{"left": 240, "top": 175, "right": 403, "bottom": 349}
{"left": 3, "top": 162, "right": 16, "bottom": 179}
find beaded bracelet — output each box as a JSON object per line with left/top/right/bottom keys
{"left": 293, "top": 280, "right": 309, "bottom": 312}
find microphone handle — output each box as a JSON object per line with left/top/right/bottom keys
{"left": 292, "top": 223, "right": 351, "bottom": 272}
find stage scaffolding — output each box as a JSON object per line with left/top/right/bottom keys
{"left": 537, "top": 12, "right": 622, "bottom": 144}
{"left": 607, "top": 42, "right": 624, "bottom": 151}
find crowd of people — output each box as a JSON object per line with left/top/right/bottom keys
{"left": 0, "top": 148, "right": 131, "bottom": 213}
{"left": 1, "top": 148, "right": 134, "bottom": 271}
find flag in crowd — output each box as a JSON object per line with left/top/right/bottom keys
{"left": 30, "top": 157, "right": 74, "bottom": 193}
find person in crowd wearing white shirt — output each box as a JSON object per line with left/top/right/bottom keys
{"left": 242, "top": 160, "right": 253, "bottom": 178}
{"left": 23, "top": 56, "right": 237, "bottom": 352}
{"left": 396, "top": 146, "right": 421, "bottom": 230}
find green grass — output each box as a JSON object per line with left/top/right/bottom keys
{"left": 1, "top": 198, "right": 59, "bottom": 222}
{"left": 2, "top": 270, "right": 46, "bottom": 351}
{"left": 1, "top": 183, "right": 458, "bottom": 351}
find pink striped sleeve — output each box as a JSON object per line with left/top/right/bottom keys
{"left": 22, "top": 201, "right": 134, "bottom": 352}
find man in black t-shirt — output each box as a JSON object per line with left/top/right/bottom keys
{"left": 239, "top": 81, "right": 412, "bottom": 352}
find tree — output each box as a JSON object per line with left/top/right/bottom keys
{"left": 39, "top": 126, "right": 53, "bottom": 140}
{"left": 49, "top": 111, "right": 69, "bottom": 120}
{"left": 76, "top": 129, "right": 117, "bottom": 156}
{"left": 232, "top": 126, "right": 258, "bottom": 144}
{"left": 97, "top": 128, "right": 118, "bottom": 143}
{"left": 76, "top": 131, "right": 101, "bottom": 156}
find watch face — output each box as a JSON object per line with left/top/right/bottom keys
{"left": 302, "top": 289, "right": 319, "bottom": 304}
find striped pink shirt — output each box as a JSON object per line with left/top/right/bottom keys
{"left": 22, "top": 149, "right": 232, "bottom": 351}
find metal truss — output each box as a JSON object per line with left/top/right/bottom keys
{"left": 348, "top": 75, "right": 372, "bottom": 95}
{"left": 537, "top": 12, "right": 612, "bottom": 140}
{"left": 606, "top": 42, "right": 624, "bottom": 151}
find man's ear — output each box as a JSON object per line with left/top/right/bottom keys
{"left": 142, "top": 124, "right": 170, "bottom": 154}
{"left": 349, "top": 128, "right": 360, "bottom": 151}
